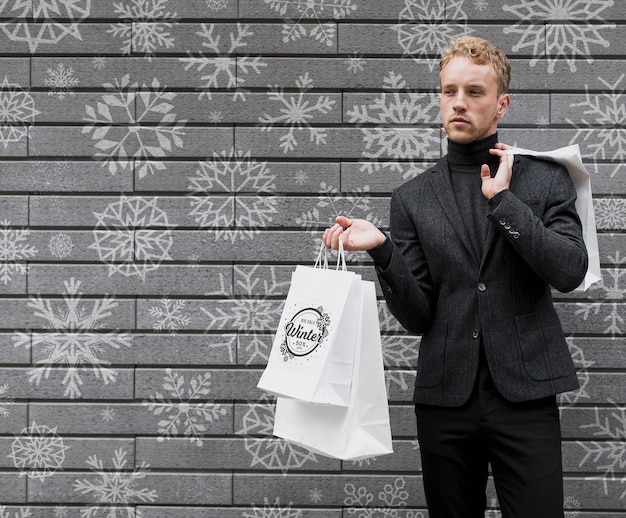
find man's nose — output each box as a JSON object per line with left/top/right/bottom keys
{"left": 453, "top": 93, "right": 467, "bottom": 111}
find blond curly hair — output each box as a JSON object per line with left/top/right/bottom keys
{"left": 440, "top": 36, "right": 511, "bottom": 97}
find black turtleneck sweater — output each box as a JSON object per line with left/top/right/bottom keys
{"left": 368, "top": 133, "right": 503, "bottom": 269}
{"left": 447, "top": 133, "right": 501, "bottom": 259}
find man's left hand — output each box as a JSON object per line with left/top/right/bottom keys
{"left": 481, "top": 142, "right": 513, "bottom": 199}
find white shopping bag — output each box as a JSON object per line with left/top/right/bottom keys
{"left": 257, "top": 243, "right": 362, "bottom": 406}
{"left": 273, "top": 280, "right": 393, "bottom": 461}
{"left": 505, "top": 144, "right": 601, "bottom": 290}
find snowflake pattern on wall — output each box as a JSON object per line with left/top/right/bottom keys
{"left": 347, "top": 71, "right": 440, "bottom": 177}
{"left": 0, "top": 508, "right": 32, "bottom": 518}
{"left": 383, "top": 336, "right": 419, "bottom": 395}
{"left": 296, "top": 181, "right": 385, "bottom": 260}
{"left": 73, "top": 447, "right": 158, "bottom": 516}
{"left": 575, "top": 251, "right": 625, "bottom": 338}
{"left": 179, "top": 23, "right": 266, "bottom": 101}
{"left": 0, "top": 77, "right": 40, "bottom": 150}
{"left": 142, "top": 368, "right": 227, "bottom": 446}
{"left": 344, "top": 477, "right": 423, "bottom": 517}
{"left": 12, "top": 278, "right": 133, "bottom": 399}
{"left": 557, "top": 337, "right": 595, "bottom": 410}
{"left": 238, "top": 395, "right": 317, "bottom": 475}
{"left": 43, "top": 63, "right": 80, "bottom": 100}
{"left": 187, "top": 149, "right": 278, "bottom": 242}
{"left": 242, "top": 497, "right": 303, "bottom": 518}
{"left": 393, "top": 0, "right": 471, "bottom": 71}
{"left": 82, "top": 74, "right": 186, "bottom": 178}
{"left": 0, "top": 383, "right": 13, "bottom": 417}
{"left": 577, "top": 399, "right": 626, "bottom": 500}
{"left": 567, "top": 74, "right": 626, "bottom": 177}
{"left": 595, "top": 199, "right": 626, "bottom": 230}
{"left": 0, "top": 219, "right": 37, "bottom": 285}
{"left": 502, "top": 0, "right": 616, "bottom": 73}
{"left": 90, "top": 195, "right": 173, "bottom": 280}
{"left": 259, "top": 72, "right": 336, "bottom": 153}
{"left": 0, "top": 0, "right": 91, "bottom": 53}
{"left": 9, "top": 421, "right": 68, "bottom": 482}
{"left": 108, "top": 0, "right": 178, "bottom": 59}
{"left": 149, "top": 297, "right": 190, "bottom": 334}
{"left": 263, "top": 0, "right": 357, "bottom": 47}
{"left": 49, "top": 233, "right": 74, "bottom": 259}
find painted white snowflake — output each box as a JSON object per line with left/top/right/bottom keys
{"left": 577, "top": 398, "right": 626, "bottom": 500}
{"left": 309, "top": 488, "right": 324, "bottom": 503}
{"left": 92, "top": 56, "right": 106, "bottom": 69}
{"left": 238, "top": 396, "right": 317, "bottom": 475}
{"left": 557, "top": 337, "right": 595, "bottom": 410}
{"left": 101, "top": 406, "right": 115, "bottom": 422}
{"left": 188, "top": 149, "right": 278, "bottom": 242}
{"left": 473, "top": 0, "right": 488, "bottom": 10}
{"left": 108, "top": 0, "right": 178, "bottom": 59}
{"left": 82, "top": 74, "right": 186, "bottom": 178}
{"left": 0, "top": 76, "right": 40, "bottom": 149}
{"left": 231, "top": 264, "right": 290, "bottom": 365}
{"left": 90, "top": 195, "right": 174, "bottom": 280}
{"left": 383, "top": 335, "right": 419, "bottom": 394}
{"left": 260, "top": 72, "right": 336, "bottom": 153}
{"left": 344, "top": 477, "right": 423, "bottom": 517}
{"left": 49, "top": 233, "right": 74, "bottom": 259}
{"left": 0, "top": 508, "right": 32, "bottom": 518}
{"left": 0, "top": 219, "right": 37, "bottom": 285}
{"left": 346, "top": 53, "right": 366, "bottom": 73}
{"left": 208, "top": 110, "right": 224, "bottom": 123}
{"left": 567, "top": 74, "right": 626, "bottom": 177}
{"left": 594, "top": 198, "right": 626, "bottom": 231}
{"left": 73, "top": 447, "right": 158, "bottom": 517}
{"left": 207, "top": 0, "right": 229, "bottom": 9}
{"left": 264, "top": 0, "right": 357, "bottom": 47}
{"left": 149, "top": 297, "right": 190, "bottom": 334}
{"left": 9, "top": 421, "right": 68, "bottom": 482}
{"left": 179, "top": 23, "right": 266, "bottom": 101}
{"left": 43, "top": 63, "right": 79, "bottom": 100}
{"left": 143, "top": 369, "right": 227, "bottom": 446}
{"left": 393, "top": 0, "right": 471, "bottom": 71}
{"left": 502, "top": 0, "right": 616, "bottom": 73}
{"left": 12, "top": 278, "right": 133, "bottom": 399}
{"left": 564, "top": 496, "right": 582, "bottom": 518}
{"left": 0, "top": 0, "right": 91, "bottom": 53}
{"left": 243, "top": 497, "right": 303, "bottom": 518}
{"left": 575, "top": 251, "right": 625, "bottom": 338}
{"left": 53, "top": 507, "right": 68, "bottom": 518}
{"left": 347, "top": 71, "right": 440, "bottom": 177}
{"left": 0, "top": 383, "right": 13, "bottom": 417}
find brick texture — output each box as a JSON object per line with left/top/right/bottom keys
{"left": 0, "top": 0, "right": 624, "bottom": 515}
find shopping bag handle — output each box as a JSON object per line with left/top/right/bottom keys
{"left": 314, "top": 240, "right": 347, "bottom": 271}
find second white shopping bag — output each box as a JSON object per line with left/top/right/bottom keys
{"left": 272, "top": 280, "right": 393, "bottom": 460}
{"left": 257, "top": 242, "right": 362, "bottom": 406}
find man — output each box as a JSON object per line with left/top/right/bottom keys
{"left": 323, "top": 36, "right": 588, "bottom": 517}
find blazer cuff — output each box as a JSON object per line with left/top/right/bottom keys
{"left": 367, "top": 235, "right": 393, "bottom": 269}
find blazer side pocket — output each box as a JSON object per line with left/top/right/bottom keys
{"left": 515, "top": 312, "right": 575, "bottom": 381}
{"left": 415, "top": 319, "right": 447, "bottom": 387}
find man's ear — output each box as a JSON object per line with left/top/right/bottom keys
{"left": 497, "top": 93, "right": 511, "bottom": 119}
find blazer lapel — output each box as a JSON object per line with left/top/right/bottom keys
{"left": 428, "top": 160, "right": 480, "bottom": 263}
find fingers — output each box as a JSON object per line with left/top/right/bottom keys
{"left": 480, "top": 163, "right": 491, "bottom": 182}
{"left": 322, "top": 223, "right": 345, "bottom": 250}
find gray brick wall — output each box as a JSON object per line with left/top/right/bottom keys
{"left": 0, "top": 0, "right": 624, "bottom": 515}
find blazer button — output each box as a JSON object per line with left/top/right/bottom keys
{"left": 478, "top": 282, "right": 486, "bottom": 292}
{"left": 472, "top": 329, "right": 480, "bottom": 339}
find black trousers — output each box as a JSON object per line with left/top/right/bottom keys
{"left": 415, "top": 351, "right": 565, "bottom": 518}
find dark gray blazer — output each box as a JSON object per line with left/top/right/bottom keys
{"left": 374, "top": 154, "right": 588, "bottom": 406}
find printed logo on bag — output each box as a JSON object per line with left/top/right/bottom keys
{"left": 280, "top": 306, "right": 330, "bottom": 361}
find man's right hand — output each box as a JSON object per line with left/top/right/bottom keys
{"left": 322, "top": 216, "right": 387, "bottom": 251}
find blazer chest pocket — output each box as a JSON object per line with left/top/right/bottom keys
{"left": 515, "top": 312, "right": 575, "bottom": 381}
{"left": 415, "top": 319, "right": 447, "bottom": 387}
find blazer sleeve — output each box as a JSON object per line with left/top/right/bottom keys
{"left": 487, "top": 159, "right": 588, "bottom": 293}
{"left": 369, "top": 186, "right": 437, "bottom": 335}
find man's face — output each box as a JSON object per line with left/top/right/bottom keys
{"left": 439, "top": 56, "right": 510, "bottom": 144}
